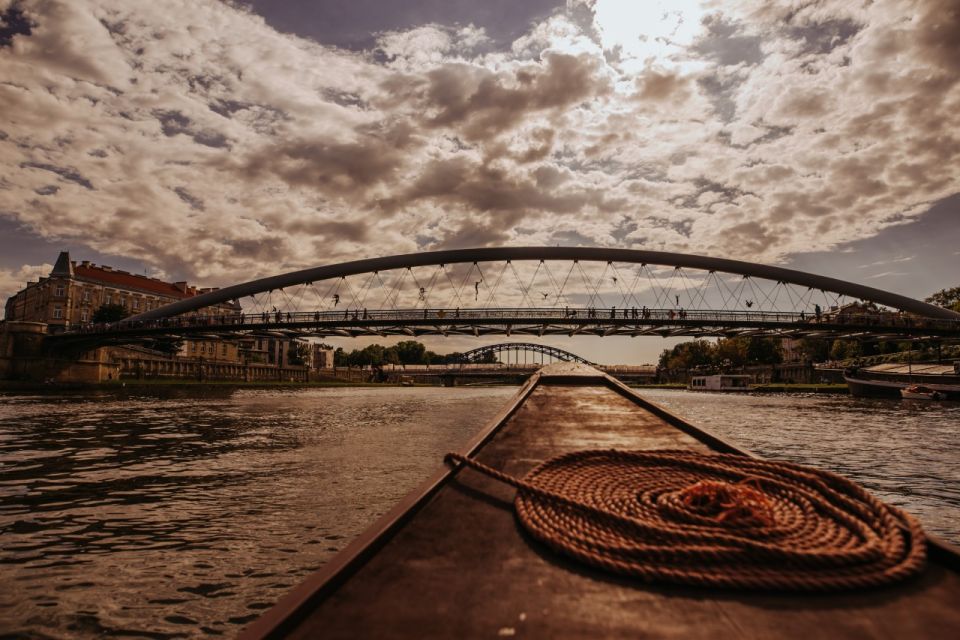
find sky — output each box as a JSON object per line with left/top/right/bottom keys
{"left": 0, "top": 0, "right": 957, "bottom": 363}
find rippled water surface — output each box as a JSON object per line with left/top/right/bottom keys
{"left": 0, "top": 385, "right": 957, "bottom": 638}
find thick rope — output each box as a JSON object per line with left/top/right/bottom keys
{"left": 444, "top": 449, "right": 926, "bottom": 592}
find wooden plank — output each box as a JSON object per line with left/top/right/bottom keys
{"left": 245, "top": 365, "right": 960, "bottom": 639}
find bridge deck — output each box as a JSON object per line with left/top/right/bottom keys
{"left": 240, "top": 364, "right": 960, "bottom": 640}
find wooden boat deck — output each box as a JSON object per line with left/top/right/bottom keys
{"left": 241, "top": 363, "right": 960, "bottom": 639}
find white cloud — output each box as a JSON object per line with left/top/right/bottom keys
{"left": 0, "top": 0, "right": 956, "bottom": 292}
{"left": 0, "top": 263, "right": 52, "bottom": 305}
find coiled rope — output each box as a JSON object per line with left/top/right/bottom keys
{"left": 444, "top": 449, "right": 926, "bottom": 592}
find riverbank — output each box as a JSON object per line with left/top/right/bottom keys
{"left": 0, "top": 378, "right": 403, "bottom": 392}
{"left": 1, "top": 379, "right": 852, "bottom": 394}
{"left": 750, "top": 383, "right": 848, "bottom": 394}
{"left": 629, "top": 382, "right": 849, "bottom": 394}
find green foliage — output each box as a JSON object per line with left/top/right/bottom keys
{"left": 658, "top": 340, "right": 716, "bottom": 370}
{"left": 829, "top": 339, "right": 861, "bottom": 361}
{"left": 472, "top": 349, "right": 499, "bottom": 364}
{"left": 287, "top": 341, "right": 311, "bottom": 366}
{"left": 332, "top": 340, "right": 472, "bottom": 366}
{"left": 796, "top": 338, "right": 830, "bottom": 362}
{"left": 658, "top": 337, "right": 782, "bottom": 370}
{"left": 925, "top": 287, "right": 960, "bottom": 311}
{"left": 91, "top": 303, "right": 129, "bottom": 323}
{"left": 393, "top": 340, "right": 426, "bottom": 364}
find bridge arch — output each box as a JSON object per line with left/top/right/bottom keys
{"left": 127, "top": 246, "right": 959, "bottom": 323}
{"left": 460, "top": 343, "right": 593, "bottom": 366}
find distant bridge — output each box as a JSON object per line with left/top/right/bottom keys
{"left": 460, "top": 342, "right": 593, "bottom": 365}
{"left": 48, "top": 247, "right": 960, "bottom": 348}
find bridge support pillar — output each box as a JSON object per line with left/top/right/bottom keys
{"left": 0, "top": 321, "right": 119, "bottom": 382}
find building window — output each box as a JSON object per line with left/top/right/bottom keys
{"left": 54, "top": 285, "right": 65, "bottom": 297}
{"left": 132, "top": 299, "right": 140, "bottom": 310}
{"left": 53, "top": 306, "right": 63, "bottom": 319}
{"left": 82, "top": 289, "right": 91, "bottom": 302}
{"left": 120, "top": 297, "right": 126, "bottom": 308}
{"left": 106, "top": 294, "right": 113, "bottom": 305}
{"left": 81, "top": 309, "right": 89, "bottom": 322}
{"left": 222, "top": 343, "right": 227, "bottom": 356}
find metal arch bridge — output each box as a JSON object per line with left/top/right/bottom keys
{"left": 51, "top": 247, "right": 960, "bottom": 346}
{"left": 460, "top": 343, "right": 594, "bottom": 366}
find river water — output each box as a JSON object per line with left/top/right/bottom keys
{"left": 0, "top": 385, "right": 957, "bottom": 638}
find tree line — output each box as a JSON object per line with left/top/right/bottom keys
{"left": 660, "top": 287, "right": 960, "bottom": 370}
{"left": 332, "top": 340, "right": 496, "bottom": 367}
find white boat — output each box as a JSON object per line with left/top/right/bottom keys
{"left": 689, "top": 374, "right": 751, "bottom": 391}
{"left": 900, "top": 384, "right": 945, "bottom": 400}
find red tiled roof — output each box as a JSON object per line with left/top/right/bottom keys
{"left": 74, "top": 264, "right": 198, "bottom": 299}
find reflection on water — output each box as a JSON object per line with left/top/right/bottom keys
{"left": 0, "top": 386, "right": 516, "bottom": 638}
{"left": 641, "top": 389, "right": 960, "bottom": 544}
{"left": 0, "top": 385, "right": 957, "bottom": 638}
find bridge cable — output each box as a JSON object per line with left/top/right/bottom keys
{"left": 353, "top": 270, "right": 380, "bottom": 310}
{"left": 623, "top": 264, "right": 645, "bottom": 310}
{"left": 554, "top": 261, "right": 577, "bottom": 309}
{"left": 575, "top": 261, "right": 605, "bottom": 309}
{"left": 311, "top": 279, "right": 336, "bottom": 311}
{"left": 508, "top": 260, "right": 534, "bottom": 308}
{"left": 713, "top": 272, "right": 739, "bottom": 312}
{"left": 482, "top": 261, "right": 509, "bottom": 310}
{"left": 608, "top": 262, "right": 631, "bottom": 309}
{"left": 540, "top": 261, "right": 568, "bottom": 308}
{"left": 642, "top": 264, "right": 667, "bottom": 309}
{"left": 407, "top": 266, "right": 433, "bottom": 309}
{"left": 675, "top": 268, "right": 701, "bottom": 311}
{"left": 385, "top": 268, "right": 410, "bottom": 310}
{"left": 440, "top": 265, "right": 467, "bottom": 309}
{"left": 338, "top": 275, "right": 364, "bottom": 311}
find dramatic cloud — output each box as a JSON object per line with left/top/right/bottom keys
{"left": 0, "top": 0, "right": 957, "bottom": 303}
{"left": 0, "top": 262, "right": 52, "bottom": 303}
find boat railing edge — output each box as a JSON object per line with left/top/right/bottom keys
{"left": 600, "top": 371, "right": 960, "bottom": 569}
{"left": 236, "top": 370, "right": 547, "bottom": 640}
{"left": 599, "top": 372, "right": 755, "bottom": 457}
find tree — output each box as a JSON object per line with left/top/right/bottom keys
{"left": 925, "top": 287, "right": 960, "bottom": 312}
{"left": 287, "top": 341, "right": 310, "bottom": 366}
{"left": 658, "top": 340, "right": 716, "bottom": 371}
{"left": 745, "top": 337, "right": 783, "bottom": 364}
{"left": 829, "top": 339, "right": 861, "bottom": 361}
{"left": 383, "top": 346, "right": 401, "bottom": 365}
{"left": 474, "top": 350, "right": 498, "bottom": 364}
{"left": 793, "top": 338, "right": 830, "bottom": 362}
{"left": 715, "top": 338, "right": 748, "bottom": 367}
{"left": 394, "top": 340, "right": 427, "bottom": 365}
{"left": 91, "top": 303, "right": 129, "bottom": 323}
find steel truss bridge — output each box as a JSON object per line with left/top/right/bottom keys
{"left": 460, "top": 343, "right": 594, "bottom": 365}
{"left": 50, "top": 247, "right": 960, "bottom": 347}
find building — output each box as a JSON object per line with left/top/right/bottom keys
{"left": 3, "top": 251, "right": 238, "bottom": 332}
{"left": 309, "top": 343, "right": 335, "bottom": 370}
{"left": 1, "top": 252, "right": 320, "bottom": 382}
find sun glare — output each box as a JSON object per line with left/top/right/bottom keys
{"left": 593, "top": 0, "right": 707, "bottom": 65}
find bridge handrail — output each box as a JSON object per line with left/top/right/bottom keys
{"left": 121, "top": 247, "right": 960, "bottom": 323}
{"left": 63, "top": 306, "right": 960, "bottom": 336}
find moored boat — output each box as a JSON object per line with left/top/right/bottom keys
{"left": 240, "top": 363, "right": 960, "bottom": 640}
{"left": 844, "top": 362, "right": 960, "bottom": 400}
{"left": 688, "top": 374, "right": 751, "bottom": 391}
